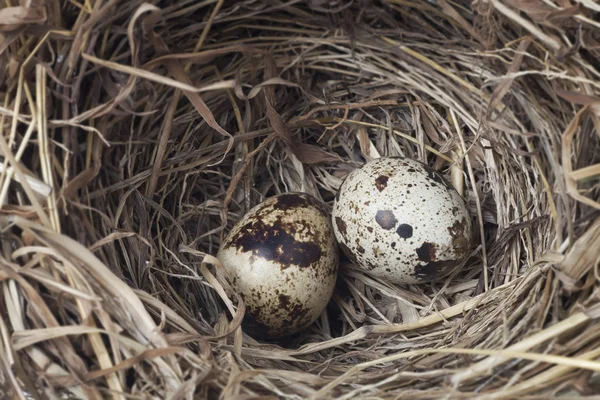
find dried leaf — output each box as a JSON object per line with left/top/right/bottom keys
{"left": 555, "top": 88, "right": 600, "bottom": 105}
{"left": 356, "top": 126, "right": 380, "bottom": 160}
{"left": 561, "top": 106, "right": 600, "bottom": 209}
{"left": 292, "top": 143, "right": 343, "bottom": 164}
{"left": 557, "top": 217, "right": 600, "bottom": 289}
{"left": 0, "top": 6, "right": 46, "bottom": 31}
{"left": 263, "top": 55, "right": 293, "bottom": 147}
{"left": 420, "top": 108, "right": 444, "bottom": 145}
{"left": 546, "top": 5, "right": 583, "bottom": 22}
{"left": 487, "top": 38, "right": 532, "bottom": 116}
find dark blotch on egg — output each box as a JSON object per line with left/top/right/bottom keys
{"left": 278, "top": 293, "right": 291, "bottom": 308}
{"left": 448, "top": 218, "right": 470, "bottom": 255}
{"left": 242, "top": 305, "right": 275, "bottom": 338}
{"left": 339, "top": 242, "right": 358, "bottom": 264}
{"left": 225, "top": 193, "right": 332, "bottom": 271}
{"left": 284, "top": 302, "right": 312, "bottom": 327}
{"left": 365, "top": 259, "right": 377, "bottom": 270}
{"left": 414, "top": 259, "right": 462, "bottom": 281}
{"left": 375, "top": 175, "right": 389, "bottom": 192}
{"left": 375, "top": 210, "right": 397, "bottom": 230}
{"left": 396, "top": 223, "right": 413, "bottom": 239}
{"left": 231, "top": 217, "right": 322, "bottom": 269}
{"left": 275, "top": 192, "right": 329, "bottom": 218}
{"left": 277, "top": 294, "right": 312, "bottom": 327}
{"left": 416, "top": 242, "right": 436, "bottom": 262}
{"left": 335, "top": 216, "right": 348, "bottom": 239}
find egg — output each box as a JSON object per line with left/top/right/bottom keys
{"left": 332, "top": 157, "right": 472, "bottom": 284}
{"left": 217, "top": 192, "right": 339, "bottom": 338}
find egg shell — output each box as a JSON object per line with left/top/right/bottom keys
{"left": 332, "top": 157, "right": 472, "bottom": 284}
{"left": 217, "top": 192, "right": 338, "bottom": 338}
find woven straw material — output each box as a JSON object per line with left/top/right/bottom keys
{"left": 0, "top": 1, "right": 599, "bottom": 399}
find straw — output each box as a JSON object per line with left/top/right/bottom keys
{"left": 0, "top": 0, "right": 598, "bottom": 398}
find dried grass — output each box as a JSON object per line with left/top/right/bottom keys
{"left": 0, "top": 0, "right": 599, "bottom": 399}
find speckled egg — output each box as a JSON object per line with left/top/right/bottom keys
{"left": 332, "top": 157, "right": 472, "bottom": 284}
{"left": 217, "top": 192, "right": 338, "bottom": 338}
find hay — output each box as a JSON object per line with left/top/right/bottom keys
{"left": 1, "top": 0, "right": 599, "bottom": 398}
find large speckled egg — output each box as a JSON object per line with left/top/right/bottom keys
{"left": 332, "top": 157, "right": 472, "bottom": 284}
{"left": 217, "top": 192, "right": 338, "bottom": 338}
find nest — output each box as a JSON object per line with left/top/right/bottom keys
{"left": 1, "top": 1, "right": 600, "bottom": 398}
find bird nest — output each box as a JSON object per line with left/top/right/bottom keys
{"left": 1, "top": 1, "right": 600, "bottom": 399}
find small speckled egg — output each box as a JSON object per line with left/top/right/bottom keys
{"left": 217, "top": 192, "right": 338, "bottom": 338}
{"left": 332, "top": 157, "right": 472, "bottom": 284}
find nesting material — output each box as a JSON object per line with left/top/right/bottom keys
{"left": 0, "top": 1, "right": 599, "bottom": 399}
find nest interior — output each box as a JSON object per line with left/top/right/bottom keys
{"left": 1, "top": 0, "right": 600, "bottom": 399}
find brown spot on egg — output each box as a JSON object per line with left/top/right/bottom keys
{"left": 414, "top": 259, "right": 461, "bottom": 281}
{"left": 275, "top": 192, "right": 329, "bottom": 217}
{"left": 276, "top": 294, "right": 315, "bottom": 330}
{"left": 339, "top": 242, "right": 358, "bottom": 264}
{"left": 367, "top": 226, "right": 373, "bottom": 233}
{"left": 356, "top": 245, "right": 365, "bottom": 254}
{"left": 273, "top": 193, "right": 309, "bottom": 209}
{"left": 231, "top": 216, "right": 322, "bottom": 269}
{"left": 365, "top": 259, "right": 377, "bottom": 270}
{"left": 448, "top": 217, "right": 470, "bottom": 255}
{"left": 375, "top": 210, "right": 397, "bottom": 230}
{"left": 416, "top": 242, "right": 436, "bottom": 262}
{"left": 278, "top": 293, "right": 291, "bottom": 309}
{"left": 375, "top": 175, "right": 389, "bottom": 192}
{"left": 335, "top": 216, "right": 348, "bottom": 239}
{"left": 287, "top": 302, "right": 311, "bottom": 323}
{"left": 242, "top": 306, "right": 274, "bottom": 338}
{"left": 326, "top": 256, "right": 338, "bottom": 276}
{"left": 396, "top": 223, "right": 413, "bottom": 239}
